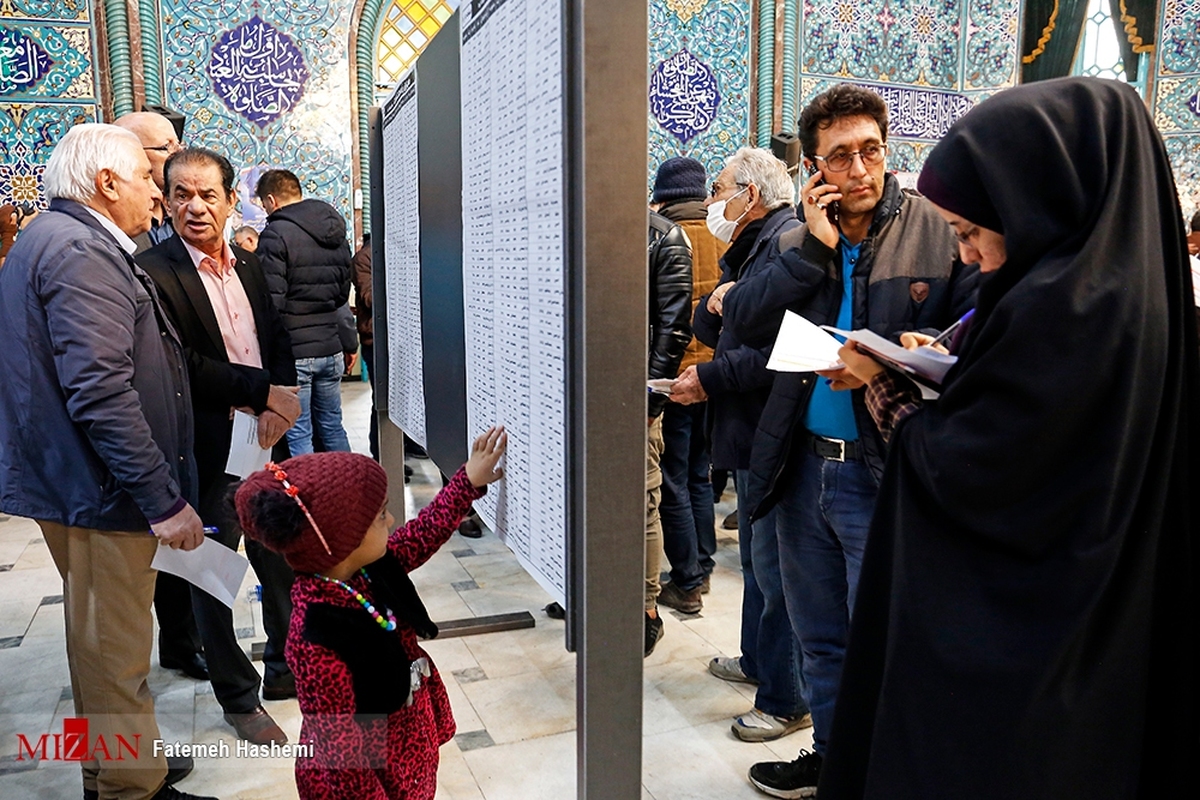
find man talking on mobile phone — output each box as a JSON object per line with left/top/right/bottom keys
{"left": 717, "top": 84, "right": 979, "bottom": 798}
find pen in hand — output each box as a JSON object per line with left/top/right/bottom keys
{"left": 929, "top": 308, "right": 976, "bottom": 349}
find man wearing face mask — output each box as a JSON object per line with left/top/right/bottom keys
{"left": 670, "top": 147, "right": 811, "bottom": 743}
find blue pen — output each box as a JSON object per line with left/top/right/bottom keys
{"left": 930, "top": 308, "right": 975, "bottom": 348}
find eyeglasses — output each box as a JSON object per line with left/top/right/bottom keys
{"left": 710, "top": 181, "right": 748, "bottom": 198}
{"left": 144, "top": 141, "right": 182, "bottom": 154}
{"left": 952, "top": 224, "right": 979, "bottom": 245}
{"left": 812, "top": 143, "right": 888, "bottom": 173}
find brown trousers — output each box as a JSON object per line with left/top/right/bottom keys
{"left": 40, "top": 521, "right": 168, "bottom": 800}
{"left": 645, "top": 416, "right": 664, "bottom": 611}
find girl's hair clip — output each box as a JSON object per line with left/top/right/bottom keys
{"left": 264, "top": 462, "right": 332, "bottom": 555}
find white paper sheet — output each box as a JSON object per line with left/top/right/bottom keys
{"left": 381, "top": 70, "right": 427, "bottom": 446}
{"left": 224, "top": 411, "right": 271, "bottom": 479}
{"left": 459, "top": 0, "right": 567, "bottom": 605}
{"left": 823, "top": 326, "right": 958, "bottom": 385}
{"left": 767, "top": 311, "right": 845, "bottom": 372}
{"left": 152, "top": 537, "right": 249, "bottom": 609}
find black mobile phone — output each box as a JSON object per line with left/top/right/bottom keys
{"left": 806, "top": 163, "right": 840, "bottom": 226}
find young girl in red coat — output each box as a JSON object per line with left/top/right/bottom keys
{"left": 235, "top": 427, "right": 506, "bottom": 800}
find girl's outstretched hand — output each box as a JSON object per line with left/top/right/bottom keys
{"left": 466, "top": 426, "right": 507, "bottom": 488}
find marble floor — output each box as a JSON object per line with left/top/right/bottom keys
{"left": 0, "top": 382, "right": 813, "bottom": 799}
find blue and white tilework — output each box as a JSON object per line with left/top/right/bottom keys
{"left": 798, "top": 0, "right": 1021, "bottom": 173}
{"left": 649, "top": 0, "right": 752, "bottom": 189}
{"left": 0, "top": 0, "right": 97, "bottom": 207}
{"left": 159, "top": 1, "right": 355, "bottom": 226}
{"left": 1154, "top": 0, "right": 1200, "bottom": 220}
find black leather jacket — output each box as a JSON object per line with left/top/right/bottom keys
{"left": 647, "top": 212, "right": 694, "bottom": 417}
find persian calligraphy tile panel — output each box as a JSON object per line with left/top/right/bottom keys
{"left": 160, "top": 0, "right": 355, "bottom": 224}
{"left": 799, "top": 76, "right": 976, "bottom": 173}
{"left": 0, "top": 0, "right": 88, "bottom": 22}
{"left": 0, "top": 23, "right": 93, "bottom": 100}
{"left": 648, "top": 0, "right": 751, "bottom": 187}
{"left": 1158, "top": 0, "right": 1200, "bottom": 76}
{"left": 0, "top": 102, "right": 96, "bottom": 207}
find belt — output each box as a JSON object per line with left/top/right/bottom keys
{"left": 803, "top": 433, "right": 862, "bottom": 462}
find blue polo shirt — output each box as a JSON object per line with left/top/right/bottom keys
{"left": 803, "top": 236, "right": 861, "bottom": 441}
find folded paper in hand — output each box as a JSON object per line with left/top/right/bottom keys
{"left": 225, "top": 410, "right": 272, "bottom": 479}
{"left": 152, "top": 537, "right": 249, "bottom": 609}
{"left": 767, "top": 311, "right": 844, "bottom": 372}
{"left": 822, "top": 326, "right": 957, "bottom": 386}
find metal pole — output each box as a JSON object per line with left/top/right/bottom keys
{"left": 569, "top": 0, "right": 648, "bottom": 796}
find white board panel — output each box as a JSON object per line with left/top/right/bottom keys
{"left": 381, "top": 71, "right": 427, "bottom": 447}
{"left": 460, "top": 0, "right": 566, "bottom": 603}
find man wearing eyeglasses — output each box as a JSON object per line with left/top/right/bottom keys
{"left": 719, "top": 85, "right": 979, "bottom": 797}
{"left": 116, "top": 112, "right": 183, "bottom": 253}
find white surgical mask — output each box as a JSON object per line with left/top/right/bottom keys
{"left": 706, "top": 188, "right": 748, "bottom": 243}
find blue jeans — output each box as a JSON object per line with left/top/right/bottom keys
{"left": 286, "top": 355, "right": 351, "bottom": 456}
{"left": 776, "top": 449, "right": 878, "bottom": 754}
{"left": 735, "top": 470, "right": 807, "bottom": 719}
{"left": 659, "top": 402, "right": 715, "bottom": 589}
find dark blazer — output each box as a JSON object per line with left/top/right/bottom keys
{"left": 137, "top": 235, "right": 296, "bottom": 489}
{"left": 0, "top": 199, "right": 195, "bottom": 530}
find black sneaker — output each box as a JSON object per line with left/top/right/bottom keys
{"left": 151, "top": 784, "right": 220, "bottom": 800}
{"left": 748, "top": 749, "right": 821, "bottom": 798}
{"left": 644, "top": 612, "right": 663, "bottom": 657}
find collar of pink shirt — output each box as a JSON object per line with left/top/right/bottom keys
{"left": 181, "top": 238, "right": 237, "bottom": 277}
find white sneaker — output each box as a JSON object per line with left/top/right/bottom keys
{"left": 731, "top": 708, "right": 813, "bottom": 742}
{"left": 708, "top": 656, "right": 758, "bottom": 684}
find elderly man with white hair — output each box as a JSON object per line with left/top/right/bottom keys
{"left": 669, "top": 146, "right": 813, "bottom": 743}
{"left": 0, "top": 123, "right": 217, "bottom": 800}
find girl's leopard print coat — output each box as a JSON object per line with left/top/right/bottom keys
{"left": 286, "top": 467, "right": 484, "bottom": 799}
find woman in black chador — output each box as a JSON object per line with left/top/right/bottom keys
{"left": 818, "top": 77, "right": 1198, "bottom": 798}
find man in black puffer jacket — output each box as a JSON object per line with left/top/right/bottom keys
{"left": 642, "top": 209, "right": 693, "bottom": 655}
{"left": 256, "top": 169, "right": 354, "bottom": 455}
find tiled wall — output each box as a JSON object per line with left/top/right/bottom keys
{"left": 798, "top": 0, "right": 1022, "bottom": 173}
{"left": 0, "top": 0, "right": 99, "bottom": 208}
{"left": 158, "top": 1, "right": 355, "bottom": 228}
{"left": 1153, "top": 0, "right": 1200, "bottom": 220}
{"left": 648, "top": 0, "right": 753, "bottom": 187}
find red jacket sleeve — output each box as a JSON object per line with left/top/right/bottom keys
{"left": 387, "top": 467, "right": 485, "bottom": 572}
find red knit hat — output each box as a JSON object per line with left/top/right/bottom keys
{"left": 235, "top": 452, "right": 389, "bottom": 574}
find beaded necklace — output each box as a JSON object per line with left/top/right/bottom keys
{"left": 314, "top": 569, "right": 397, "bottom": 632}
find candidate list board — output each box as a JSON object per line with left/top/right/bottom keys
{"left": 460, "top": 0, "right": 565, "bottom": 603}
{"left": 380, "top": 71, "right": 427, "bottom": 447}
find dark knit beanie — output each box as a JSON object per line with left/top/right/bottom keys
{"left": 236, "top": 452, "right": 389, "bottom": 574}
{"left": 653, "top": 157, "right": 707, "bottom": 204}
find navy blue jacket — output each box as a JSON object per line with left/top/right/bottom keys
{"left": 694, "top": 205, "right": 800, "bottom": 470}
{"left": 256, "top": 198, "right": 353, "bottom": 359}
{"left": 723, "top": 176, "right": 978, "bottom": 516}
{"left": 0, "top": 200, "right": 196, "bottom": 530}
